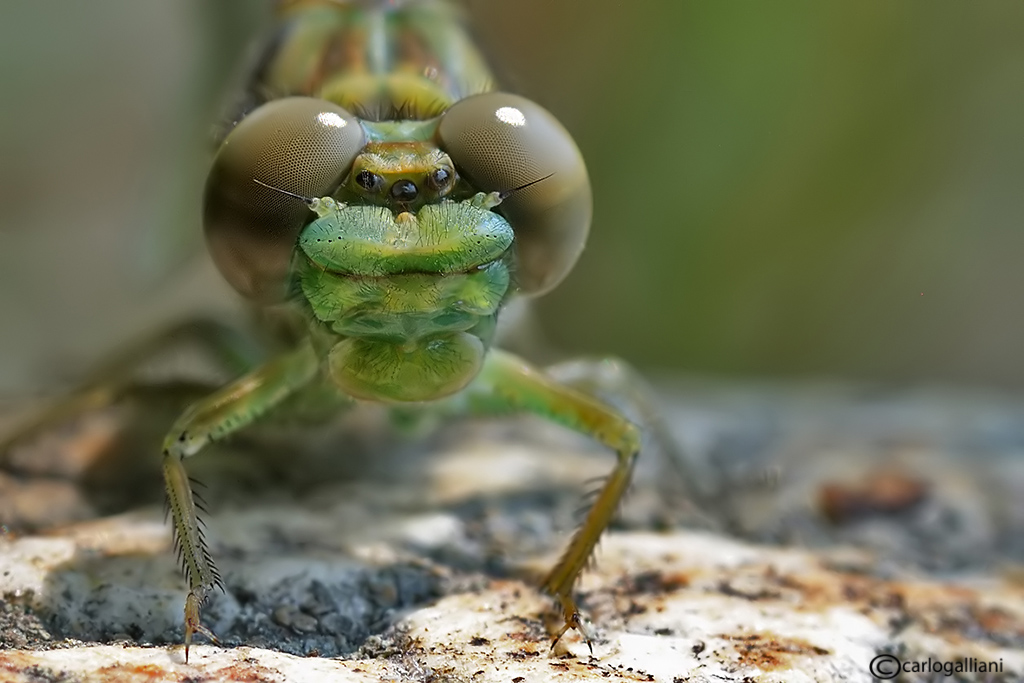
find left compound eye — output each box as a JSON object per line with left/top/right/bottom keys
{"left": 204, "top": 97, "right": 365, "bottom": 302}
{"left": 436, "top": 92, "right": 591, "bottom": 296}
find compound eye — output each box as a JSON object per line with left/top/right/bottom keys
{"left": 436, "top": 92, "right": 591, "bottom": 295}
{"left": 204, "top": 97, "right": 365, "bottom": 302}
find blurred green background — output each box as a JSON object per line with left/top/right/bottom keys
{"left": 1, "top": 1, "right": 1023, "bottom": 393}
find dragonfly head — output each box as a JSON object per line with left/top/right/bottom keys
{"left": 204, "top": 93, "right": 592, "bottom": 306}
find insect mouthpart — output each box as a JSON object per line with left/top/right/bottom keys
{"left": 298, "top": 197, "right": 514, "bottom": 278}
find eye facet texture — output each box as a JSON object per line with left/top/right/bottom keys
{"left": 204, "top": 97, "right": 365, "bottom": 301}
{"left": 437, "top": 92, "right": 592, "bottom": 295}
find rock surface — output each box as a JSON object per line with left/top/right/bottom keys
{"left": 1, "top": 381, "right": 1023, "bottom": 682}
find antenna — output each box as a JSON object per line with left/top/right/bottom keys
{"left": 499, "top": 173, "right": 554, "bottom": 200}
{"left": 252, "top": 178, "right": 315, "bottom": 205}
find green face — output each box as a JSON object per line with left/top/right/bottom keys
{"left": 294, "top": 196, "right": 514, "bottom": 402}
{"left": 204, "top": 93, "right": 592, "bottom": 304}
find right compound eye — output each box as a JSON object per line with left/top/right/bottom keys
{"left": 204, "top": 97, "right": 366, "bottom": 302}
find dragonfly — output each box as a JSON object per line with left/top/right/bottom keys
{"left": 3, "top": 0, "right": 649, "bottom": 661}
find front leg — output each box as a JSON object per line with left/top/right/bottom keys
{"left": 467, "top": 349, "right": 642, "bottom": 650}
{"left": 161, "top": 340, "right": 319, "bottom": 661}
